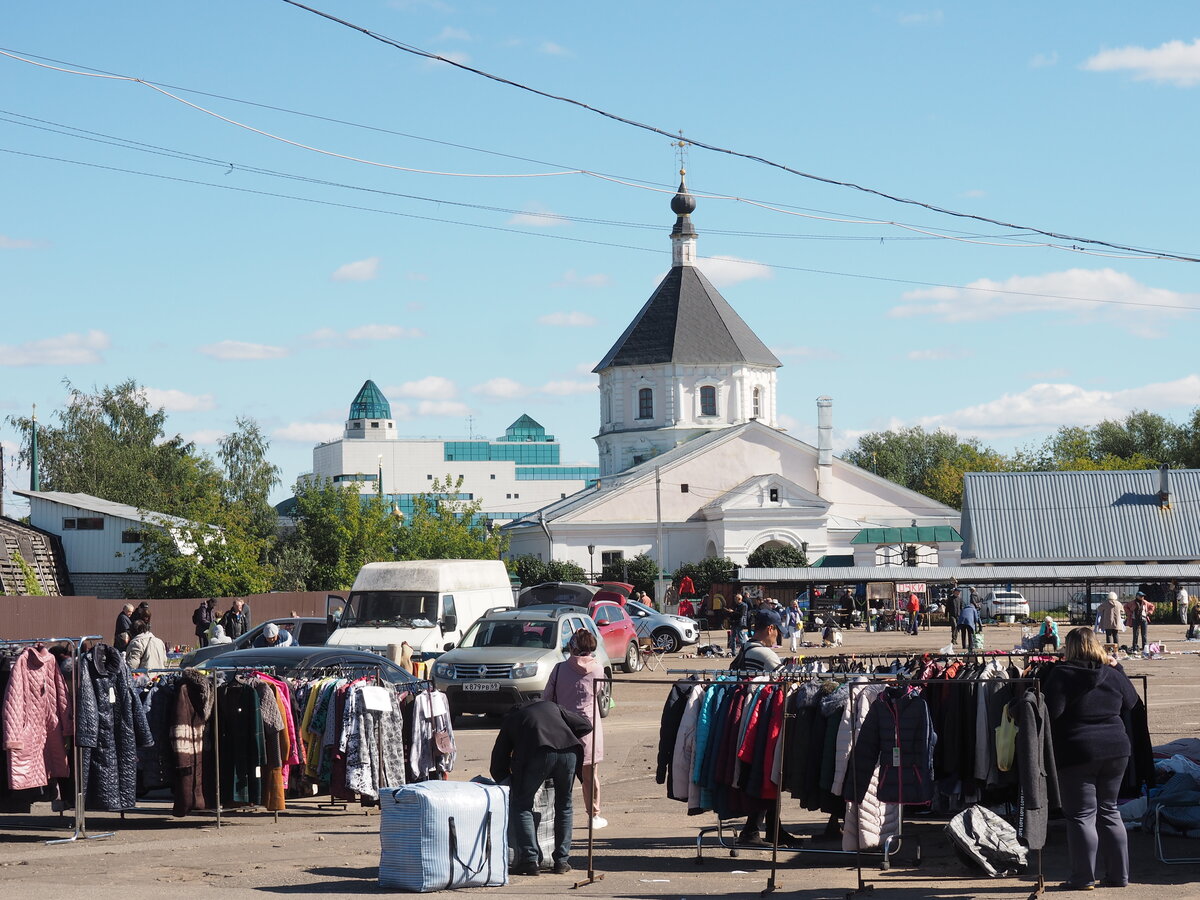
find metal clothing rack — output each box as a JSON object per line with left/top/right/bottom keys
{"left": 0, "top": 635, "right": 112, "bottom": 845}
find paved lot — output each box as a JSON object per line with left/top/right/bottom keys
{"left": 2, "top": 622, "right": 1198, "bottom": 899}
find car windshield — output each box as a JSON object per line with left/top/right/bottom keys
{"left": 339, "top": 590, "right": 437, "bottom": 628}
{"left": 459, "top": 619, "right": 555, "bottom": 649}
{"left": 626, "top": 600, "right": 651, "bottom": 616}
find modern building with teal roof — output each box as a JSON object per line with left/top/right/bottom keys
{"left": 304, "top": 382, "right": 598, "bottom": 525}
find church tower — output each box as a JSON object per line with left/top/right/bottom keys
{"left": 593, "top": 172, "right": 781, "bottom": 476}
{"left": 343, "top": 379, "right": 397, "bottom": 440}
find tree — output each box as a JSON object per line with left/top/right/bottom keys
{"left": 7, "top": 379, "right": 221, "bottom": 518}
{"left": 925, "top": 440, "right": 1014, "bottom": 508}
{"left": 601, "top": 553, "right": 658, "bottom": 598}
{"left": 393, "top": 476, "right": 508, "bottom": 561}
{"left": 673, "top": 555, "right": 738, "bottom": 595}
{"left": 218, "top": 417, "right": 281, "bottom": 540}
{"left": 842, "top": 426, "right": 964, "bottom": 500}
{"left": 507, "top": 556, "right": 588, "bottom": 587}
{"left": 746, "top": 544, "right": 809, "bottom": 569}
{"left": 546, "top": 559, "right": 588, "bottom": 583}
{"left": 291, "top": 478, "right": 401, "bottom": 590}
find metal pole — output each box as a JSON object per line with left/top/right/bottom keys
{"left": 573, "top": 672, "right": 605, "bottom": 889}
{"left": 655, "top": 467, "right": 665, "bottom": 609}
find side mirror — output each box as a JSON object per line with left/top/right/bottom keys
{"left": 441, "top": 614, "right": 458, "bottom": 633}
{"left": 443, "top": 642, "right": 456, "bottom": 652}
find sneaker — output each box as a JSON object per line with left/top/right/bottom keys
{"left": 591, "top": 816, "right": 608, "bottom": 829}
{"left": 551, "top": 861, "right": 572, "bottom": 875}
{"left": 509, "top": 862, "right": 539, "bottom": 877}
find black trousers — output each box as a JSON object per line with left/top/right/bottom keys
{"left": 1058, "top": 756, "right": 1129, "bottom": 887}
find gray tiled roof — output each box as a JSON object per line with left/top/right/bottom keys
{"left": 960, "top": 469, "right": 1200, "bottom": 564}
{"left": 743, "top": 563, "right": 1200, "bottom": 584}
{"left": 593, "top": 266, "right": 781, "bottom": 371}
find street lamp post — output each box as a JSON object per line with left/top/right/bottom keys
{"left": 587, "top": 544, "right": 596, "bottom": 582}
{"left": 377, "top": 454, "right": 384, "bottom": 499}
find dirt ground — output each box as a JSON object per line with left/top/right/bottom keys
{"left": 2, "top": 622, "right": 1199, "bottom": 899}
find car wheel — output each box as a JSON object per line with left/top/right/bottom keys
{"left": 652, "top": 628, "right": 681, "bottom": 654}
{"left": 596, "top": 677, "right": 612, "bottom": 718}
{"left": 623, "top": 641, "right": 642, "bottom": 673}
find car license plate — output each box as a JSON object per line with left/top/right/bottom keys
{"left": 464, "top": 681, "right": 499, "bottom": 692}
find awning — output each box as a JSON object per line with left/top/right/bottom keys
{"left": 850, "top": 526, "right": 963, "bottom": 545}
{"left": 811, "top": 554, "right": 854, "bottom": 568}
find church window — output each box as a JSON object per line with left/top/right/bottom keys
{"left": 637, "top": 388, "right": 653, "bottom": 420}
{"left": 700, "top": 385, "right": 717, "bottom": 417}
{"left": 752, "top": 387, "right": 761, "bottom": 418}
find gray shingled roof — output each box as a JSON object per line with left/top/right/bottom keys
{"left": 593, "top": 266, "right": 781, "bottom": 371}
{"left": 960, "top": 469, "right": 1200, "bottom": 564}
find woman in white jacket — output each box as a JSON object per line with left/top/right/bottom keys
{"left": 125, "top": 618, "right": 168, "bottom": 671}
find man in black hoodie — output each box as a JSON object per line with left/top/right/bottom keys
{"left": 1043, "top": 627, "right": 1139, "bottom": 891}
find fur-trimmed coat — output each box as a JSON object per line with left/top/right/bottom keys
{"left": 172, "top": 668, "right": 215, "bottom": 816}
{"left": 77, "top": 644, "right": 153, "bottom": 810}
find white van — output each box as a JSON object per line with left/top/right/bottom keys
{"left": 326, "top": 559, "right": 515, "bottom": 656}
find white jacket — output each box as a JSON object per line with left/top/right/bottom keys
{"left": 125, "top": 631, "right": 168, "bottom": 671}
{"left": 838, "top": 681, "right": 900, "bottom": 852}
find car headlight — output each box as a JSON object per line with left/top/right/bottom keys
{"left": 511, "top": 662, "right": 539, "bottom": 679}
{"left": 433, "top": 662, "right": 453, "bottom": 680}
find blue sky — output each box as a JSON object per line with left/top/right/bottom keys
{"left": 3, "top": 2, "right": 1199, "bottom": 516}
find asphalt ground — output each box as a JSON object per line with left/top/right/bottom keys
{"left": 2, "top": 621, "right": 1199, "bottom": 899}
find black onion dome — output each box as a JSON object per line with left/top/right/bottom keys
{"left": 670, "top": 171, "right": 697, "bottom": 216}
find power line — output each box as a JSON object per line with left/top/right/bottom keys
{"left": 277, "top": 0, "right": 1200, "bottom": 264}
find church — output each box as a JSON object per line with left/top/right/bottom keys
{"left": 502, "top": 173, "right": 961, "bottom": 576}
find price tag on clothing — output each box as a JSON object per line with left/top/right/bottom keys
{"left": 892, "top": 747, "right": 901, "bottom": 767}
{"left": 360, "top": 685, "right": 391, "bottom": 712}
{"left": 255, "top": 767, "right": 261, "bottom": 778}
{"left": 108, "top": 687, "right": 116, "bottom": 704}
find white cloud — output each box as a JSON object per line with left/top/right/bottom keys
{"left": 919, "top": 374, "right": 1200, "bottom": 438}
{"left": 906, "top": 348, "right": 970, "bottom": 362}
{"left": 551, "top": 270, "right": 611, "bottom": 289}
{"left": 331, "top": 257, "right": 381, "bottom": 282}
{"left": 539, "top": 380, "right": 594, "bottom": 396}
{"left": 184, "top": 429, "right": 226, "bottom": 445}
{"left": 538, "top": 311, "right": 597, "bottom": 327}
{"left": 273, "top": 422, "right": 344, "bottom": 443}
{"left": 418, "top": 400, "right": 471, "bottom": 417}
{"left": 1083, "top": 38, "right": 1200, "bottom": 87}
{"left": 507, "top": 204, "right": 569, "bottom": 228}
{"left": 436, "top": 26, "right": 471, "bottom": 41}
{"left": 540, "top": 41, "right": 570, "bottom": 56}
{"left": 472, "top": 377, "right": 528, "bottom": 399}
{"left": 199, "top": 340, "right": 288, "bottom": 360}
{"left": 0, "top": 235, "right": 38, "bottom": 250}
{"left": 389, "top": 376, "right": 457, "bottom": 400}
{"left": 0, "top": 330, "right": 110, "bottom": 366}
{"left": 1029, "top": 51, "right": 1059, "bottom": 68}
{"left": 143, "top": 388, "right": 217, "bottom": 412}
{"left": 307, "top": 325, "right": 424, "bottom": 345}
{"left": 889, "top": 267, "right": 1198, "bottom": 333}
{"left": 698, "top": 255, "right": 772, "bottom": 287}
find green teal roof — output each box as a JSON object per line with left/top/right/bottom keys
{"left": 348, "top": 380, "right": 391, "bottom": 420}
{"left": 850, "top": 526, "right": 963, "bottom": 545}
{"left": 812, "top": 554, "right": 854, "bottom": 568}
{"left": 502, "top": 414, "right": 552, "bottom": 442}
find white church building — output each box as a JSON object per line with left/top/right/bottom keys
{"left": 503, "top": 173, "right": 961, "bottom": 575}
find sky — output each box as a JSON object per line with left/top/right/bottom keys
{"left": 3, "top": 2, "right": 1199, "bottom": 517}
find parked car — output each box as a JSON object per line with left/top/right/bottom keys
{"left": 193, "top": 645, "right": 416, "bottom": 685}
{"left": 431, "top": 606, "right": 614, "bottom": 720}
{"left": 178, "top": 616, "right": 330, "bottom": 668}
{"left": 1069, "top": 590, "right": 1112, "bottom": 623}
{"left": 517, "top": 581, "right": 600, "bottom": 607}
{"left": 982, "top": 590, "right": 1030, "bottom": 622}
{"left": 625, "top": 598, "right": 698, "bottom": 653}
{"left": 586, "top": 600, "right": 643, "bottom": 672}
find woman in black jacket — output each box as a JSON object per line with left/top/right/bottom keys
{"left": 1044, "top": 627, "right": 1139, "bottom": 891}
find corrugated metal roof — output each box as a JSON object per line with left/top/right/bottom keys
{"left": 960, "top": 470, "right": 1200, "bottom": 563}
{"left": 851, "top": 526, "right": 962, "bottom": 545}
{"left": 742, "top": 563, "right": 1200, "bottom": 584}
{"left": 593, "top": 266, "right": 781, "bottom": 371}
{"left": 15, "top": 490, "right": 195, "bottom": 528}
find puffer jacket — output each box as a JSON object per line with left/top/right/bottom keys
{"left": 835, "top": 680, "right": 900, "bottom": 852}
{"left": 77, "top": 644, "right": 153, "bottom": 810}
{"left": 946, "top": 805, "right": 1028, "bottom": 876}
{"left": 2, "top": 647, "right": 71, "bottom": 790}
{"left": 849, "top": 687, "right": 936, "bottom": 805}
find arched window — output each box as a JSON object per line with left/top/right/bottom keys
{"left": 637, "top": 387, "right": 653, "bottom": 420}
{"left": 752, "top": 387, "right": 761, "bottom": 418}
{"left": 699, "top": 385, "right": 717, "bottom": 417}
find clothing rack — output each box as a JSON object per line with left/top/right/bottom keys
{"left": 0, "top": 635, "right": 112, "bottom": 845}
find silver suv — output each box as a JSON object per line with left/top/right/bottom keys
{"left": 432, "top": 607, "right": 613, "bottom": 721}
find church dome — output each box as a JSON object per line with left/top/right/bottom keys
{"left": 348, "top": 379, "right": 392, "bottom": 420}
{"left": 670, "top": 171, "right": 697, "bottom": 216}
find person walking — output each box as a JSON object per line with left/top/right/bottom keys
{"left": 1188, "top": 600, "right": 1200, "bottom": 641}
{"left": 114, "top": 603, "right": 135, "bottom": 652}
{"left": 730, "top": 594, "right": 749, "bottom": 652}
{"left": 956, "top": 602, "right": 981, "bottom": 650}
{"left": 1125, "top": 591, "right": 1154, "bottom": 653}
{"left": 221, "top": 598, "right": 249, "bottom": 639}
{"left": 490, "top": 699, "right": 592, "bottom": 876}
{"left": 906, "top": 593, "right": 921, "bottom": 635}
{"left": 1097, "top": 592, "right": 1124, "bottom": 645}
{"left": 544, "top": 629, "right": 607, "bottom": 830}
{"left": 125, "top": 617, "right": 168, "bottom": 671}
{"left": 193, "top": 598, "right": 216, "bottom": 648}
{"left": 1044, "top": 627, "right": 1139, "bottom": 890}
{"left": 946, "top": 588, "right": 962, "bottom": 642}
{"left": 786, "top": 600, "right": 803, "bottom": 652}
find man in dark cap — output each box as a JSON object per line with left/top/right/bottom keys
{"left": 730, "top": 609, "right": 784, "bottom": 673}
{"left": 491, "top": 700, "right": 593, "bottom": 877}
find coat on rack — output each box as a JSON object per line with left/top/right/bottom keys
{"left": 77, "top": 643, "right": 153, "bottom": 810}
{"left": 2, "top": 646, "right": 71, "bottom": 790}
{"left": 173, "top": 667, "right": 215, "bottom": 815}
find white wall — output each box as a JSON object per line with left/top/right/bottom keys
{"left": 27, "top": 498, "right": 147, "bottom": 573}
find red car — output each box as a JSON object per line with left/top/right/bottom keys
{"left": 588, "top": 599, "right": 643, "bottom": 673}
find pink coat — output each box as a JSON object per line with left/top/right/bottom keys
{"left": 544, "top": 655, "right": 604, "bottom": 765}
{"left": 3, "top": 647, "right": 71, "bottom": 790}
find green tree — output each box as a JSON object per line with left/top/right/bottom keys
{"left": 218, "top": 417, "right": 281, "bottom": 540}
{"left": 842, "top": 426, "right": 964, "bottom": 500}
{"left": 925, "top": 440, "right": 1014, "bottom": 508}
{"left": 546, "top": 559, "right": 588, "bottom": 583}
{"left": 394, "top": 476, "right": 508, "bottom": 561}
{"left": 746, "top": 544, "right": 809, "bottom": 569}
{"left": 601, "top": 553, "right": 659, "bottom": 597}
{"left": 673, "top": 555, "right": 738, "bottom": 595}
{"left": 292, "top": 478, "right": 401, "bottom": 590}
{"left": 508, "top": 554, "right": 548, "bottom": 587}
{"left": 268, "top": 532, "right": 316, "bottom": 592}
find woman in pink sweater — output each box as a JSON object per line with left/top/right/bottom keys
{"left": 544, "top": 628, "right": 606, "bottom": 829}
